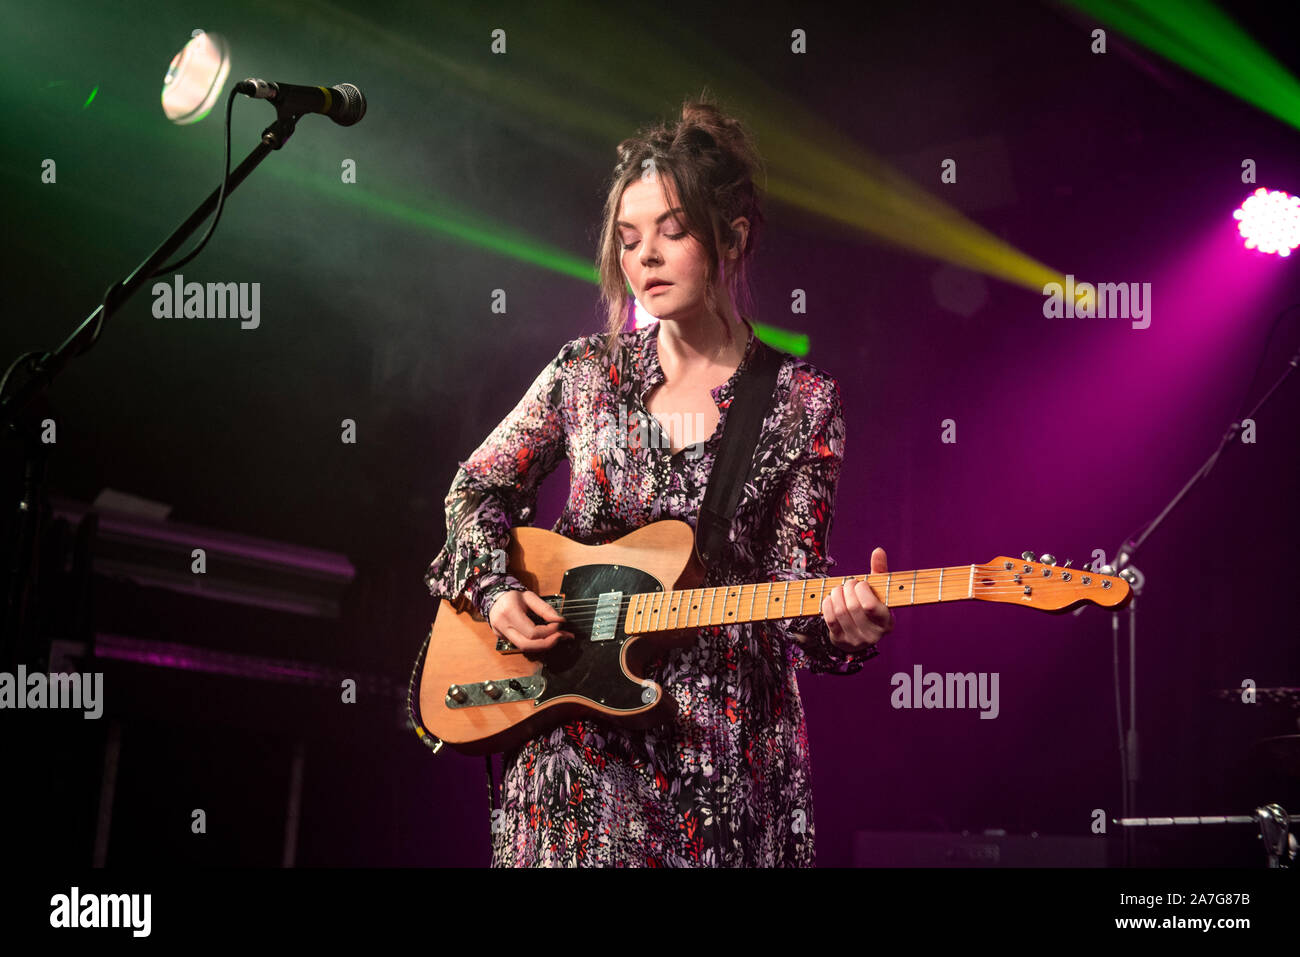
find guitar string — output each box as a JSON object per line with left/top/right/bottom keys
{"left": 537, "top": 566, "right": 1111, "bottom": 599}
{"left": 538, "top": 581, "right": 1119, "bottom": 615}
{"left": 507, "top": 581, "right": 1122, "bottom": 630}
{"left": 528, "top": 572, "right": 1121, "bottom": 615}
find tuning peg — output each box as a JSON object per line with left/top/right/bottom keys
{"left": 1063, "top": 558, "right": 1073, "bottom": 567}
{"left": 1099, "top": 564, "right": 1115, "bottom": 576}
{"left": 1119, "top": 568, "right": 1137, "bottom": 583}
{"left": 1041, "top": 553, "right": 1056, "bottom": 565}
{"left": 1021, "top": 551, "right": 1036, "bottom": 562}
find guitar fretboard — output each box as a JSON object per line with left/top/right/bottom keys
{"left": 624, "top": 566, "right": 977, "bottom": 633}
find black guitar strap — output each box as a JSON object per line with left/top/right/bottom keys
{"left": 694, "top": 334, "right": 785, "bottom": 568}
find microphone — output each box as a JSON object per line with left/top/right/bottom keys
{"left": 234, "top": 78, "right": 366, "bottom": 126}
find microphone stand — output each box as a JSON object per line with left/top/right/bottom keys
{"left": 1102, "top": 343, "right": 1300, "bottom": 866}
{"left": 0, "top": 110, "right": 301, "bottom": 666}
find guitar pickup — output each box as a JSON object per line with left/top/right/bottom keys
{"left": 445, "top": 676, "right": 545, "bottom": 708}
{"left": 590, "top": 591, "right": 622, "bottom": 642}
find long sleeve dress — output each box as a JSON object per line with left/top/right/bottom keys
{"left": 423, "top": 317, "right": 878, "bottom": 866}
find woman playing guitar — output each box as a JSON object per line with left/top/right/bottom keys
{"left": 423, "top": 96, "right": 894, "bottom": 866}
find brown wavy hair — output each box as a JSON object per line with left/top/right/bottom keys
{"left": 594, "top": 92, "right": 766, "bottom": 362}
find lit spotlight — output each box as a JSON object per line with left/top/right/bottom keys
{"left": 1233, "top": 187, "right": 1300, "bottom": 256}
{"left": 162, "top": 29, "right": 230, "bottom": 124}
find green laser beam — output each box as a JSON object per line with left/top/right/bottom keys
{"left": 1065, "top": 0, "right": 1300, "bottom": 130}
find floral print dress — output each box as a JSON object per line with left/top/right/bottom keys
{"left": 423, "top": 317, "right": 877, "bottom": 866}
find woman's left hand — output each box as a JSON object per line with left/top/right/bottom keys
{"left": 822, "top": 547, "right": 895, "bottom": 652}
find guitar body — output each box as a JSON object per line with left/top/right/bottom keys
{"left": 419, "top": 520, "right": 707, "bottom": 755}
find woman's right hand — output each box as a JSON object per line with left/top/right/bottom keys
{"left": 488, "top": 588, "right": 573, "bottom": 652}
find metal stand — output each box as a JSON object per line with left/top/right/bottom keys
{"left": 0, "top": 112, "right": 301, "bottom": 666}
{"left": 1114, "top": 804, "right": 1298, "bottom": 868}
{"left": 1100, "top": 344, "right": 1300, "bottom": 865}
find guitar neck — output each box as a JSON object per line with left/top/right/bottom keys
{"left": 624, "top": 566, "right": 974, "bottom": 634}
{"left": 622, "top": 556, "right": 1130, "bottom": 632}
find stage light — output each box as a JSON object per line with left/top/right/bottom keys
{"left": 161, "top": 29, "right": 230, "bottom": 125}
{"left": 1233, "top": 187, "right": 1300, "bottom": 256}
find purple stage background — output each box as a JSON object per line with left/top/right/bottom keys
{"left": 2, "top": 0, "right": 1297, "bottom": 870}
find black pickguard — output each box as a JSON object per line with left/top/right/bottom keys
{"left": 531, "top": 563, "right": 663, "bottom": 713}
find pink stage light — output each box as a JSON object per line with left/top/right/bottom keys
{"left": 1233, "top": 187, "right": 1300, "bottom": 257}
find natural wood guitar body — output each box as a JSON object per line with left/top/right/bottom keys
{"left": 420, "top": 520, "right": 706, "bottom": 755}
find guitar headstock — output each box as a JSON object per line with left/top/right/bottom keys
{"left": 974, "top": 553, "right": 1131, "bottom": 611}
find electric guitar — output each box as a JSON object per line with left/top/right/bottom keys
{"left": 418, "top": 519, "right": 1131, "bottom": 755}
